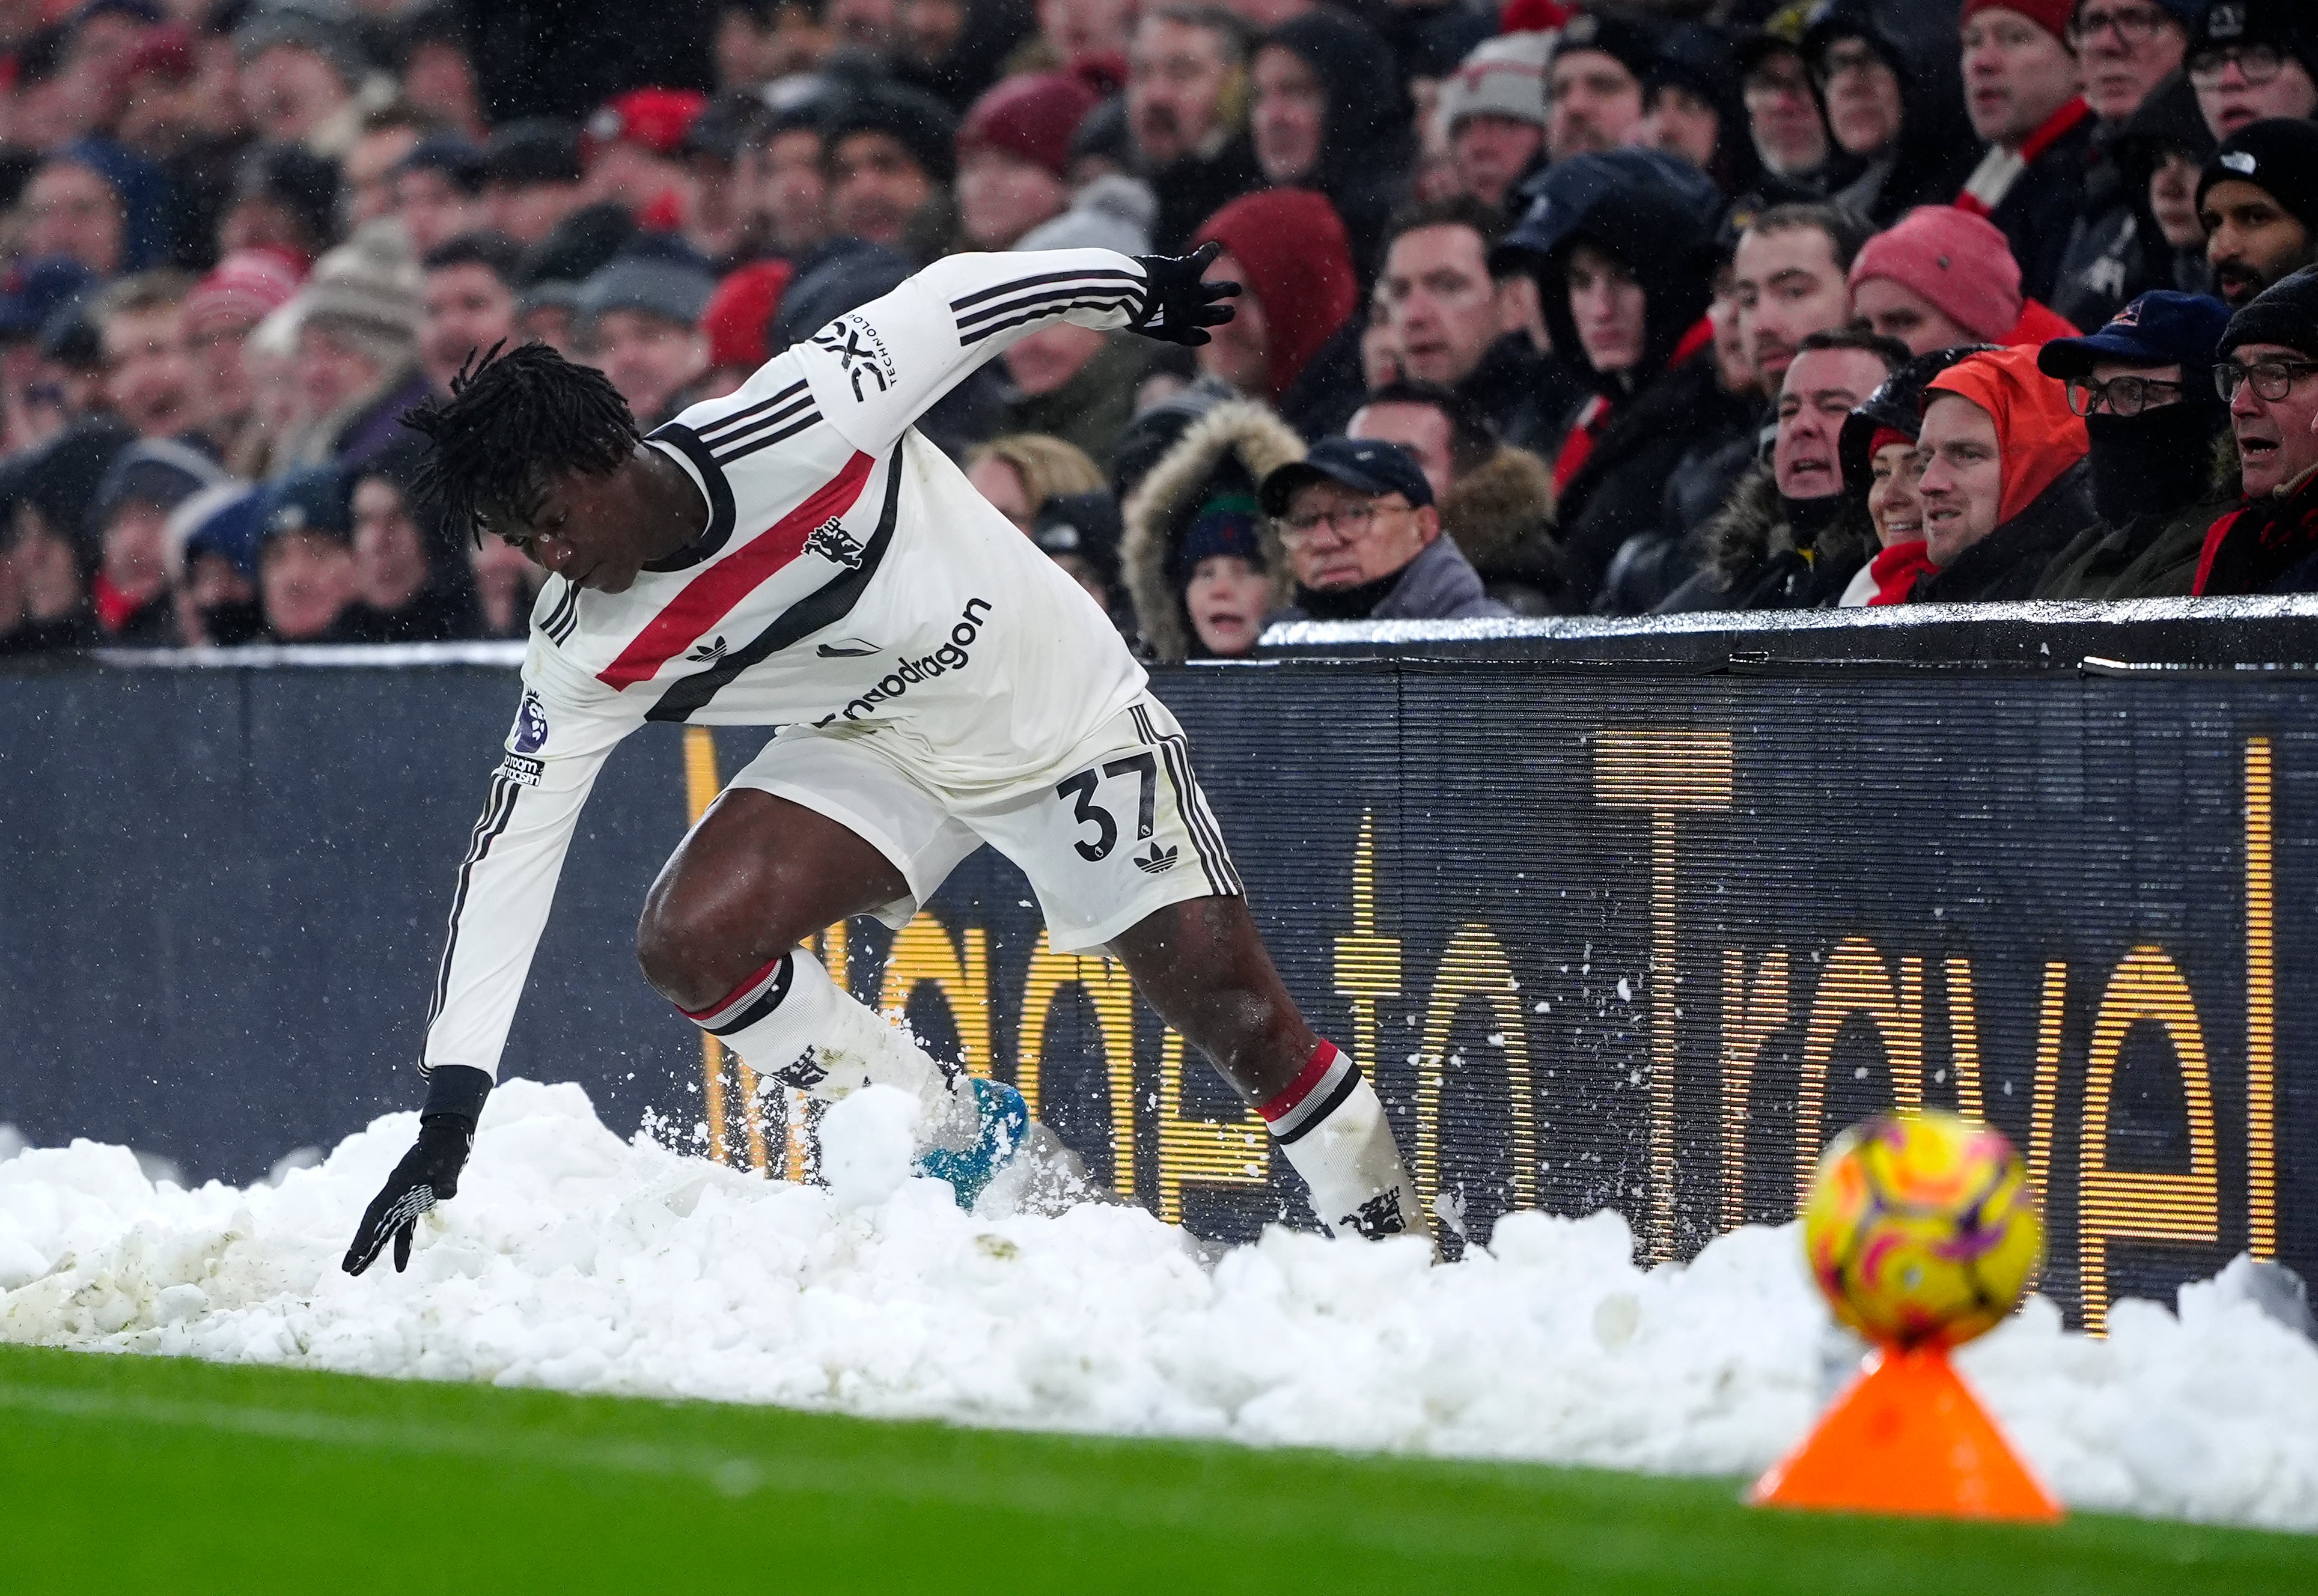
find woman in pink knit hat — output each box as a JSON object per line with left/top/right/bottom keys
{"left": 1849, "top": 204, "right": 2079, "bottom": 356}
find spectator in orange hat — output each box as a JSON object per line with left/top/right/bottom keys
{"left": 697, "top": 260, "right": 795, "bottom": 397}
{"left": 955, "top": 72, "right": 1100, "bottom": 251}
{"left": 1908, "top": 344, "right": 2094, "bottom": 602}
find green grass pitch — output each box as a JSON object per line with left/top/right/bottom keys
{"left": 0, "top": 1343, "right": 2305, "bottom": 1594}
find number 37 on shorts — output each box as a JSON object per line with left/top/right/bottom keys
{"left": 1034, "top": 701, "right": 1243, "bottom": 940}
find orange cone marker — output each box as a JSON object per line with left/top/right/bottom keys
{"left": 1751, "top": 1345, "right": 2064, "bottom": 1522}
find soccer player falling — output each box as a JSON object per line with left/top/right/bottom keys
{"left": 344, "top": 243, "right": 1429, "bottom": 1275}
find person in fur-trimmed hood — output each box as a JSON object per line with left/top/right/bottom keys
{"left": 1120, "top": 398, "right": 1301, "bottom": 662}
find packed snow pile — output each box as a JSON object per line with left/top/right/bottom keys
{"left": 2, "top": 1079, "right": 2314, "bottom": 1532}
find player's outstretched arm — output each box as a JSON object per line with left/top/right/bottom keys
{"left": 343, "top": 1064, "right": 490, "bottom": 1275}
{"left": 792, "top": 245, "right": 1236, "bottom": 458}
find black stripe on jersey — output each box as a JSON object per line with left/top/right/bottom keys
{"left": 712, "top": 410, "right": 822, "bottom": 466}
{"left": 708, "top": 396, "right": 820, "bottom": 461}
{"left": 950, "top": 267, "right": 1142, "bottom": 315}
{"left": 540, "top": 583, "right": 578, "bottom": 645}
{"left": 956, "top": 282, "right": 1141, "bottom": 340}
{"left": 639, "top": 424, "right": 740, "bottom": 573}
{"left": 959, "top": 294, "right": 1141, "bottom": 347}
{"left": 695, "top": 379, "right": 808, "bottom": 445}
{"left": 644, "top": 445, "right": 906, "bottom": 724}
{"left": 424, "top": 773, "right": 520, "bottom": 1032}
{"left": 1133, "top": 703, "right": 1242, "bottom": 898}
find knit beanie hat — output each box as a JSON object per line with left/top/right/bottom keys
{"left": 2198, "top": 118, "right": 2318, "bottom": 232}
{"left": 1546, "top": 8, "right": 1661, "bottom": 82}
{"left": 2194, "top": 0, "right": 2316, "bottom": 73}
{"left": 579, "top": 237, "right": 718, "bottom": 330}
{"left": 1174, "top": 492, "right": 1264, "bottom": 580}
{"left": 91, "top": 437, "right": 228, "bottom": 531}
{"left": 233, "top": 7, "right": 372, "bottom": 87}
{"left": 1014, "top": 174, "right": 1156, "bottom": 256}
{"left": 824, "top": 75, "right": 960, "bottom": 184}
{"left": 703, "top": 260, "right": 794, "bottom": 370}
{"left": 182, "top": 249, "right": 304, "bottom": 340}
{"left": 2219, "top": 264, "right": 2318, "bottom": 360}
{"left": 297, "top": 224, "right": 422, "bottom": 362}
{"left": 1849, "top": 206, "right": 2025, "bottom": 344}
{"left": 1435, "top": 31, "right": 1552, "bottom": 141}
{"left": 487, "top": 118, "right": 586, "bottom": 187}
{"left": 1191, "top": 188, "right": 1357, "bottom": 402}
{"left": 958, "top": 72, "right": 1101, "bottom": 180}
{"left": 166, "top": 483, "right": 264, "bottom": 584}
{"left": 587, "top": 88, "right": 709, "bottom": 159}
{"left": 1960, "top": 0, "right": 2075, "bottom": 40}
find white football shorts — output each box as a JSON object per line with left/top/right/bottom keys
{"left": 727, "top": 693, "right": 1242, "bottom": 951}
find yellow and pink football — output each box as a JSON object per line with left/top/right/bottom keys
{"left": 1801, "top": 1110, "right": 2045, "bottom": 1348}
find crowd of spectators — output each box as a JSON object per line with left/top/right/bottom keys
{"left": 2, "top": 0, "right": 2317, "bottom": 661}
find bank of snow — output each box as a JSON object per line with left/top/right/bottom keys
{"left": 1, "top": 1079, "right": 2313, "bottom": 1532}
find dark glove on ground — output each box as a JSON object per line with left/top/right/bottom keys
{"left": 1129, "top": 242, "right": 1239, "bottom": 347}
{"left": 342, "top": 1065, "right": 490, "bottom": 1276}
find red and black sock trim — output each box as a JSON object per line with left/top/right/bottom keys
{"left": 681, "top": 952, "right": 794, "bottom": 1037}
{"left": 1257, "top": 1040, "right": 1359, "bottom": 1145}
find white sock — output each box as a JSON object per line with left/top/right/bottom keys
{"left": 680, "top": 946, "right": 978, "bottom": 1151}
{"left": 1258, "top": 1041, "right": 1430, "bottom": 1242}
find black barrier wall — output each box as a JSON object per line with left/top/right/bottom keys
{"left": 3, "top": 611, "right": 2311, "bottom": 1329}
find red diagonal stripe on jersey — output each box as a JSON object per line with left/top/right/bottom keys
{"left": 597, "top": 450, "right": 874, "bottom": 690}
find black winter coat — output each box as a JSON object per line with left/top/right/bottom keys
{"left": 1550, "top": 349, "right": 1753, "bottom": 611}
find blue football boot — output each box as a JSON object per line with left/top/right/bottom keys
{"left": 914, "top": 1077, "right": 1031, "bottom": 1210}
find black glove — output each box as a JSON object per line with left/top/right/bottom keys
{"left": 1128, "top": 242, "right": 1239, "bottom": 347}
{"left": 343, "top": 1065, "right": 491, "bottom": 1276}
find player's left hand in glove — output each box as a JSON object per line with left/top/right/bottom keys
{"left": 343, "top": 1065, "right": 491, "bottom": 1276}
{"left": 1129, "top": 241, "right": 1239, "bottom": 346}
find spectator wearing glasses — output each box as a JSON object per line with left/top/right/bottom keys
{"left": 2186, "top": 0, "right": 2317, "bottom": 141}
{"left": 2048, "top": 0, "right": 2202, "bottom": 329}
{"left": 2034, "top": 289, "right": 2234, "bottom": 597}
{"left": 1805, "top": 1, "right": 1980, "bottom": 230}
{"left": 2198, "top": 118, "right": 2318, "bottom": 309}
{"left": 1258, "top": 436, "right": 1507, "bottom": 625}
{"left": 2193, "top": 266, "right": 2318, "bottom": 593}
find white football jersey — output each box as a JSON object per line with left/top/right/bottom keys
{"left": 422, "top": 249, "right": 1157, "bottom": 1079}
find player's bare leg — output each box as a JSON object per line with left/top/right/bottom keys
{"left": 636, "top": 789, "right": 1066, "bottom": 1205}
{"left": 1111, "top": 897, "right": 1429, "bottom": 1243}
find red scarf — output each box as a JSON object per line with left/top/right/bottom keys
{"left": 93, "top": 572, "right": 154, "bottom": 633}
{"left": 1867, "top": 541, "right": 1938, "bottom": 605}
{"left": 1956, "top": 97, "right": 2091, "bottom": 219}
{"left": 1551, "top": 316, "right": 1718, "bottom": 496}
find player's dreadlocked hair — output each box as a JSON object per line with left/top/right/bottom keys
{"left": 404, "top": 342, "right": 640, "bottom": 544}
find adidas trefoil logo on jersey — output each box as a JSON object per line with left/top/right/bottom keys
{"left": 1133, "top": 841, "right": 1178, "bottom": 875}
{"left": 685, "top": 636, "right": 727, "bottom": 664}
{"left": 804, "top": 517, "right": 866, "bottom": 569}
